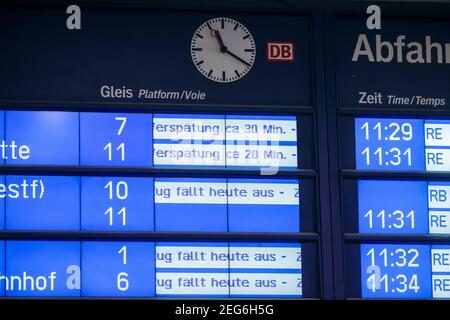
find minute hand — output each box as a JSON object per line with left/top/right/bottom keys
{"left": 226, "top": 50, "right": 251, "bottom": 67}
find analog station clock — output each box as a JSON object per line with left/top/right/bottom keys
{"left": 191, "top": 17, "right": 256, "bottom": 83}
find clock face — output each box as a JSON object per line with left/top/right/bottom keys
{"left": 191, "top": 17, "right": 256, "bottom": 83}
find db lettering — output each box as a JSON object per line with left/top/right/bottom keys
{"left": 267, "top": 42, "right": 295, "bottom": 62}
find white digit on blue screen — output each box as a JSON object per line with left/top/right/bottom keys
{"left": 117, "top": 246, "right": 129, "bottom": 291}
{"left": 105, "top": 180, "right": 128, "bottom": 200}
{"left": 115, "top": 116, "right": 127, "bottom": 136}
{"left": 104, "top": 142, "right": 125, "bottom": 161}
{"left": 361, "top": 121, "right": 413, "bottom": 141}
{"left": 105, "top": 207, "right": 127, "bottom": 226}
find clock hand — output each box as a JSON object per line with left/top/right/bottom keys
{"left": 211, "top": 28, "right": 251, "bottom": 67}
{"left": 225, "top": 50, "right": 252, "bottom": 67}
{"left": 211, "top": 29, "right": 227, "bottom": 53}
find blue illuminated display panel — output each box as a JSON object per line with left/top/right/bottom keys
{"left": 359, "top": 244, "right": 450, "bottom": 299}
{"left": 358, "top": 180, "right": 450, "bottom": 235}
{"left": 80, "top": 113, "right": 153, "bottom": 166}
{"left": 227, "top": 179, "right": 300, "bottom": 232}
{"left": 82, "top": 242, "right": 155, "bottom": 297}
{"left": 0, "top": 107, "right": 304, "bottom": 298}
{"left": 5, "top": 241, "right": 81, "bottom": 297}
{"left": 0, "top": 175, "right": 301, "bottom": 232}
{"left": 0, "top": 241, "right": 304, "bottom": 297}
{"left": 352, "top": 118, "right": 450, "bottom": 298}
{"left": 154, "top": 178, "right": 300, "bottom": 232}
{"left": 81, "top": 177, "right": 154, "bottom": 231}
{"left": 6, "top": 176, "right": 80, "bottom": 230}
{"left": 355, "top": 118, "right": 425, "bottom": 171}
{"left": 360, "top": 244, "right": 432, "bottom": 298}
{"left": 154, "top": 178, "right": 227, "bottom": 232}
{"left": 5, "top": 111, "right": 79, "bottom": 165}
{"left": 353, "top": 119, "right": 450, "bottom": 298}
{"left": 0, "top": 241, "right": 4, "bottom": 296}
{"left": 0, "top": 111, "right": 300, "bottom": 169}
{"left": 358, "top": 180, "right": 429, "bottom": 234}
{"left": 355, "top": 118, "right": 450, "bottom": 172}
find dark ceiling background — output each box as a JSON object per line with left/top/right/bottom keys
{"left": 0, "top": 0, "right": 449, "bottom": 12}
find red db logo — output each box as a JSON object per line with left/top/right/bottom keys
{"left": 267, "top": 42, "right": 295, "bottom": 62}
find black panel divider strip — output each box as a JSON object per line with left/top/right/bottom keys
{"left": 344, "top": 233, "right": 450, "bottom": 243}
{"left": 0, "top": 2, "right": 320, "bottom": 19}
{"left": 0, "top": 166, "right": 317, "bottom": 178}
{"left": 311, "top": 11, "right": 334, "bottom": 300}
{"left": 2, "top": 0, "right": 450, "bottom": 16}
{"left": 341, "top": 169, "right": 450, "bottom": 180}
{"left": 339, "top": 108, "right": 450, "bottom": 117}
{"left": 323, "top": 10, "right": 345, "bottom": 299}
{"left": 0, "top": 101, "right": 315, "bottom": 115}
{"left": 0, "top": 231, "right": 319, "bottom": 242}
{"left": 322, "top": 3, "right": 450, "bottom": 17}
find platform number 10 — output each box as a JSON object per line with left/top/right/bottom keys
{"left": 104, "top": 117, "right": 127, "bottom": 161}
{"left": 105, "top": 180, "right": 128, "bottom": 226}
{"left": 117, "top": 246, "right": 129, "bottom": 291}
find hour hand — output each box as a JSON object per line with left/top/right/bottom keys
{"left": 211, "top": 29, "right": 227, "bottom": 53}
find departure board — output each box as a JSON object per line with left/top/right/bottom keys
{"left": 0, "top": 107, "right": 317, "bottom": 297}
{"left": 3, "top": 1, "right": 449, "bottom": 301}
{"left": 334, "top": 13, "right": 450, "bottom": 300}
{"left": 0, "top": 4, "right": 322, "bottom": 300}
